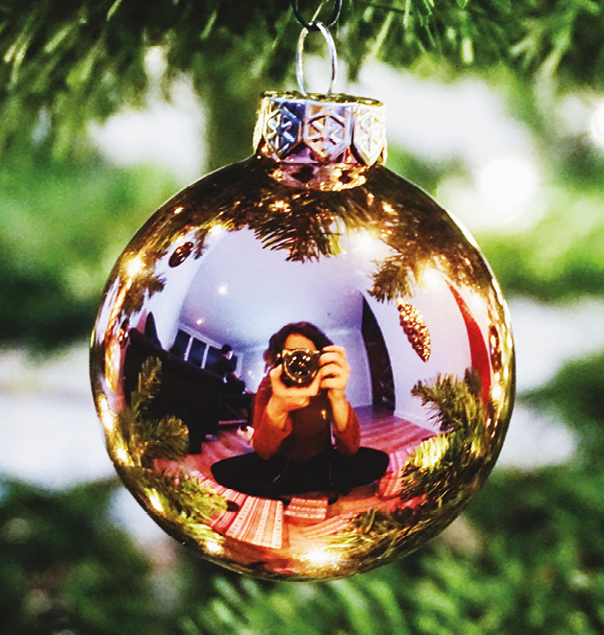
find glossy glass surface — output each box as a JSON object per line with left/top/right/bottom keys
{"left": 90, "top": 155, "right": 514, "bottom": 580}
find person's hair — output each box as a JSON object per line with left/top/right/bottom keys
{"left": 265, "top": 322, "right": 332, "bottom": 368}
{"left": 220, "top": 344, "right": 233, "bottom": 354}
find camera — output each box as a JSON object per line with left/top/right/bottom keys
{"left": 277, "top": 348, "right": 322, "bottom": 387}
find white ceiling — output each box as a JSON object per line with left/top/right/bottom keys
{"left": 179, "top": 228, "right": 375, "bottom": 351}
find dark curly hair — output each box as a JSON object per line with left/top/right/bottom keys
{"left": 265, "top": 322, "right": 333, "bottom": 368}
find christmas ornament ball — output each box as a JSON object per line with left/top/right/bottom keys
{"left": 90, "top": 92, "right": 514, "bottom": 580}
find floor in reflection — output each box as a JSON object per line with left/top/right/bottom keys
{"left": 181, "top": 407, "right": 431, "bottom": 486}
{"left": 156, "top": 407, "right": 434, "bottom": 561}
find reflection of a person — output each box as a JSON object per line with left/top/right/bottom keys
{"left": 209, "top": 344, "right": 244, "bottom": 394}
{"left": 209, "top": 343, "right": 253, "bottom": 426}
{"left": 253, "top": 322, "right": 360, "bottom": 462}
{"left": 211, "top": 322, "right": 388, "bottom": 500}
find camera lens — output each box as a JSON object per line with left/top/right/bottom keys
{"left": 280, "top": 349, "right": 321, "bottom": 386}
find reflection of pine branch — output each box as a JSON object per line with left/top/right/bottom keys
{"left": 118, "top": 356, "right": 161, "bottom": 449}
{"left": 119, "top": 159, "right": 494, "bottom": 292}
{"left": 402, "top": 370, "right": 490, "bottom": 505}
{"left": 368, "top": 254, "right": 421, "bottom": 302}
{"left": 323, "top": 377, "right": 492, "bottom": 568}
{"left": 411, "top": 369, "right": 483, "bottom": 434}
{"left": 122, "top": 271, "right": 166, "bottom": 317}
{"left": 323, "top": 507, "right": 438, "bottom": 574}
{"left": 110, "top": 357, "right": 225, "bottom": 551}
{"left": 251, "top": 206, "right": 342, "bottom": 262}
{"left": 142, "top": 468, "right": 225, "bottom": 525}
{"left": 192, "top": 226, "right": 211, "bottom": 258}
{"left": 171, "top": 160, "right": 385, "bottom": 263}
{"left": 320, "top": 370, "right": 497, "bottom": 569}
{"left": 366, "top": 225, "right": 482, "bottom": 304}
{"left": 120, "top": 466, "right": 227, "bottom": 546}
{"left": 132, "top": 356, "right": 162, "bottom": 418}
{"left": 136, "top": 415, "right": 189, "bottom": 467}
{"left": 326, "top": 369, "right": 498, "bottom": 570}
{"left": 121, "top": 357, "right": 189, "bottom": 467}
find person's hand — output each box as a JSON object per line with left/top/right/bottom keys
{"left": 318, "top": 345, "right": 350, "bottom": 400}
{"left": 266, "top": 364, "right": 322, "bottom": 421}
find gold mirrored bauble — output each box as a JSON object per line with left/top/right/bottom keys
{"left": 90, "top": 92, "right": 514, "bottom": 580}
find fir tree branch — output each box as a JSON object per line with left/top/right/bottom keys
{"left": 1, "top": 1, "right": 603, "bottom": 155}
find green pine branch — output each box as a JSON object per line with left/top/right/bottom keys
{"left": 110, "top": 356, "right": 228, "bottom": 548}
{"left": 306, "top": 369, "right": 497, "bottom": 571}
{"left": 411, "top": 368, "right": 483, "bottom": 434}
{"left": 1, "top": 1, "right": 604, "bottom": 156}
{"left": 118, "top": 356, "right": 189, "bottom": 467}
{"left": 124, "top": 466, "right": 226, "bottom": 531}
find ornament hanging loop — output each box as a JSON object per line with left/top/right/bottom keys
{"left": 296, "top": 21, "right": 338, "bottom": 96}
{"left": 292, "top": 0, "right": 342, "bottom": 30}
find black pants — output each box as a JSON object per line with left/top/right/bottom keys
{"left": 211, "top": 447, "right": 389, "bottom": 499}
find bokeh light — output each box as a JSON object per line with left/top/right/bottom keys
{"left": 478, "top": 158, "right": 538, "bottom": 212}
{"left": 589, "top": 99, "right": 604, "bottom": 148}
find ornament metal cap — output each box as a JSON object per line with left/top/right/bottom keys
{"left": 254, "top": 91, "right": 387, "bottom": 166}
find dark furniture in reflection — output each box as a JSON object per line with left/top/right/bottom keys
{"left": 123, "top": 328, "right": 222, "bottom": 454}
{"left": 218, "top": 391, "right": 254, "bottom": 427}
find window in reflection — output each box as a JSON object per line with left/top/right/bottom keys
{"left": 169, "top": 328, "right": 241, "bottom": 373}
{"left": 172, "top": 329, "right": 190, "bottom": 357}
{"left": 188, "top": 338, "right": 207, "bottom": 367}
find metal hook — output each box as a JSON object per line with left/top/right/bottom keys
{"left": 296, "top": 21, "right": 338, "bottom": 96}
{"left": 292, "top": 0, "right": 342, "bottom": 31}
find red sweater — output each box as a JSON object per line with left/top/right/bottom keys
{"left": 252, "top": 376, "right": 360, "bottom": 462}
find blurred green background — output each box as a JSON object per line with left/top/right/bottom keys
{"left": 2, "top": 1, "right": 604, "bottom": 633}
